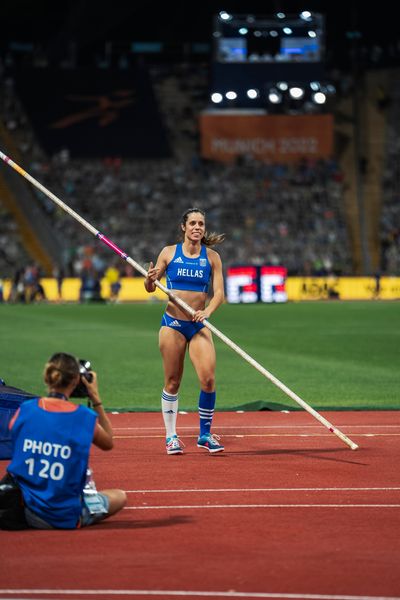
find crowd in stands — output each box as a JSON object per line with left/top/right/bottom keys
{"left": 0, "top": 53, "right": 399, "bottom": 290}
{"left": 25, "top": 152, "right": 351, "bottom": 278}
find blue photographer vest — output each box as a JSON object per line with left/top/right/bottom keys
{"left": 166, "top": 243, "right": 211, "bottom": 292}
{"left": 8, "top": 399, "right": 97, "bottom": 529}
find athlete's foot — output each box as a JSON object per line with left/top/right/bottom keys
{"left": 197, "top": 433, "right": 224, "bottom": 453}
{"left": 166, "top": 435, "right": 185, "bottom": 455}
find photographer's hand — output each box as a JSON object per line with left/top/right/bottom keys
{"left": 83, "top": 370, "right": 101, "bottom": 405}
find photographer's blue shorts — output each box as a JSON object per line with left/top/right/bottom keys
{"left": 24, "top": 492, "right": 110, "bottom": 529}
{"left": 161, "top": 312, "right": 205, "bottom": 342}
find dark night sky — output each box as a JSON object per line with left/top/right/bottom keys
{"left": 0, "top": 1, "right": 395, "bottom": 68}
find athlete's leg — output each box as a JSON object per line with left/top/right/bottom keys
{"left": 159, "top": 326, "right": 187, "bottom": 443}
{"left": 188, "top": 328, "right": 216, "bottom": 434}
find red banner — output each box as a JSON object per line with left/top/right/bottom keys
{"left": 199, "top": 113, "right": 333, "bottom": 163}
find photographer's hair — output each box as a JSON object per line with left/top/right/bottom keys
{"left": 44, "top": 352, "right": 80, "bottom": 389}
{"left": 179, "top": 207, "right": 225, "bottom": 247}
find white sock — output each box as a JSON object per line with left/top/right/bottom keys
{"left": 161, "top": 389, "right": 178, "bottom": 438}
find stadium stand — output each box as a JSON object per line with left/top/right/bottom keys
{"left": 0, "top": 50, "right": 399, "bottom": 283}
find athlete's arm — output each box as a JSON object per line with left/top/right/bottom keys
{"left": 193, "top": 250, "right": 225, "bottom": 322}
{"left": 144, "top": 246, "right": 171, "bottom": 293}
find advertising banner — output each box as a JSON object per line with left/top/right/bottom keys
{"left": 287, "top": 277, "right": 400, "bottom": 301}
{"left": 200, "top": 113, "right": 333, "bottom": 163}
{"left": 2, "top": 276, "right": 399, "bottom": 302}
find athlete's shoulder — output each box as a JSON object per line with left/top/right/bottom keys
{"left": 160, "top": 244, "right": 177, "bottom": 254}
{"left": 162, "top": 244, "right": 178, "bottom": 261}
{"left": 205, "top": 246, "right": 221, "bottom": 261}
{"left": 156, "top": 244, "right": 174, "bottom": 260}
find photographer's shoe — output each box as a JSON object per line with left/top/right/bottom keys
{"left": 197, "top": 433, "right": 224, "bottom": 453}
{"left": 166, "top": 435, "right": 184, "bottom": 455}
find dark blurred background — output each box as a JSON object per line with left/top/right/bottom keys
{"left": 0, "top": 1, "right": 399, "bottom": 303}
{"left": 0, "top": 1, "right": 397, "bottom": 69}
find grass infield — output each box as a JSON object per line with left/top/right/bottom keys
{"left": 0, "top": 301, "right": 398, "bottom": 412}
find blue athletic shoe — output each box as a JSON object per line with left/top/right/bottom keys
{"left": 166, "top": 435, "right": 184, "bottom": 455}
{"left": 197, "top": 433, "right": 224, "bottom": 453}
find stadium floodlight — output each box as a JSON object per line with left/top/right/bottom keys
{"left": 300, "top": 10, "right": 312, "bottom": 20}
{"left": 268, "top": 88, "right": 282, "bottom": 104}
{"left": 277, "top": 81, "right": 289, "bottom": 91}
{"left": 289, "top": 86, "right": 305, "bottom": 99}
{"left": 0, "top": 150, "right": 359, "bottom": 452}
{"left": 211, "top": 92, "right": 223, "bottom": 103}
{"left": 312, "top": 91, "right": 327, "bottom": 104}
{"left": 246, "top": 88, "right": 259, "bottom": 99}
{"left": 225, "top": 90, "right": 237, "bottom": 100}
{"left": 219, "top": 11, "right": 232, "bottom": 21}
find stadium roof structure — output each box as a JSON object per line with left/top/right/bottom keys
{"left": 0, "top": 0, "right": 397, "bottom": 68}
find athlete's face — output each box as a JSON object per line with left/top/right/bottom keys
{"left": 182, "top": 212, "right": 205, "bottom": 241}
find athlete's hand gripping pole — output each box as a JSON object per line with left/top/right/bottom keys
{"left": 0, "top": 151, "right": 358, "bottom": 450}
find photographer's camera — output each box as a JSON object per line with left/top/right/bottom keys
{"left": 71, "top": 359, "right": 93, "bottom": 398}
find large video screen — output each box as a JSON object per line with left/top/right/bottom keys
{"left": 226, "top": 265, "right": 288, "bottom": 303}
{"left": 214, "top": 13, "right": 324, "bottom": 64}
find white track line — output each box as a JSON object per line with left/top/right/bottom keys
{"left": 125, "top": 487, "right": 400, "bottom": 493}
{"left": 113, "top": 425, "right": 400, "bottom": 430}
{"left": 114, "top": 433, "right": 398, "bottom": 439}
{"left": 124, "top": 504, "right": 400, "bottom": 510}
{"left": 1, "top": 590, "right": 400, "bottom": 600}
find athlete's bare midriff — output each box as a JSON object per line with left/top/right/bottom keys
{"left": 166, "top": 289, "right": 208, "bottom": 320}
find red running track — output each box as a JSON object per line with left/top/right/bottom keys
{"left": 1, "top": 410, "right": 400, "bottom": 600}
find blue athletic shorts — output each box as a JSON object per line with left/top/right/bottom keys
{"left": 161, "top": 312, "right": 205, "bottom": 341}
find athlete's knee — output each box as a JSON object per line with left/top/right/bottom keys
{"left": 164, "top": 377, "right": 181, "bottom": 394}
{"left": 199, "top": 376, "right": 215, "bottom": 392}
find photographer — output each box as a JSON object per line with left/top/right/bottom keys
{"left": 2, "top": 352, "right": 126, "bottom": 529}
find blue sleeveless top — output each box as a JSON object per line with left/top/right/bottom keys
{"left": 166, "top": 243, "right": 212, "bottom": 292}
{"left": 8, "top": 399, "right": 97, "bottom": 529}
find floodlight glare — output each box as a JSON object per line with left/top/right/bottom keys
{"left": 226, "top": 91, "right": 237, "bottom": 100}
{"left": 247, "top": 88, "right": 259, "bottom": 99}
{"left": 268, "top": 89, "right": 282, "bottom": 104}
{"left": 289, "top": 86, "right": 305, "bottom": 99}
{"left": 211, "top": 92, "right": 223, "bottom": 103}
{"left": 312, "top": 91, "right": 326, "bottom": 104}
{"left": 277, "top": 81, "right": 289, "bottom": 91}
